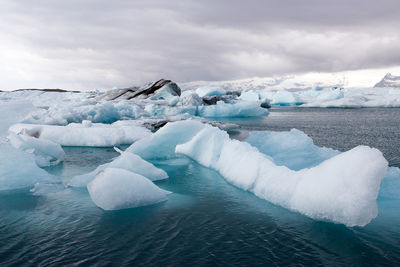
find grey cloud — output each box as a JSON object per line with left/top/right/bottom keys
{"left": 0, "top": 0, "right": 399, "bottom": 90}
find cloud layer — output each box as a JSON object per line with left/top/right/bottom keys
{"left": 1, "top": 0, "right": 400, "bottom": 90}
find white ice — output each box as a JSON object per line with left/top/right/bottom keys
{"left": 126, "top": 120, "right": 206, "bottom": 159}
{"left": 143, "top": 120, "right": 388, "bottom": 227}
{"left": 69, "top": 148, "right": 168, "bottom": 187}
{"left": 22, "top": 101, "right": 149, "bottom": 125}
{"left": 195, "top": 85, "right": 226, "bottom": 97}
{"left": 87, "top": 168, "right": 169, "bottom": 210}
{"left": 9, "top": 120, "right": 151, "bottom": 147}
{"left": 245, "top": 129, "right": 400, "bottom": 200}
{"left": 8, "top": 132, "right": 65, "bottom": 167}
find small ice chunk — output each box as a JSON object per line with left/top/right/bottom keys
{"left": 69, "top": 148, "right": 168, "bottom": 187}
{"left": 87, "top": 168, "right": 169, "bottom": 210}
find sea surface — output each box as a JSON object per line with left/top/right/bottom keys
{"left": 1, "top": 108, "right": 400, "bottom": 266}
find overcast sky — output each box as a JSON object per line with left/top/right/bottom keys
{"left": 1, "top": 0, "right": 399, "bottom": 90}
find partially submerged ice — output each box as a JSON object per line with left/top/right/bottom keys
{"left": 69, "top": 148, "right": 168, "bottom": 187}
{"left": 245, "top": 129, "right": 339, "bottom": 170}
{"left": 87, "top": 168, "right": 169, "bottom": 210}
{"left": 0, "top": 143, "right": 55, "bottom": 191}
{"left": 129, "top": 120, "right": 389, "bottom": 226}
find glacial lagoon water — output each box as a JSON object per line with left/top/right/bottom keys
{"left": 1, "top": 108, "right": 400, "bottom": 266}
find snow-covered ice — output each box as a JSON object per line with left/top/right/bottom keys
{"left": 87, "top": 168, "right": 170, "bottom": 210}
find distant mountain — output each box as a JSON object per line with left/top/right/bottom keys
{"left": 374, "top": 73, "right": 400, "bottom": 88}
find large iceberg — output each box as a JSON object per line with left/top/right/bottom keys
{"left": 87, "top": 168, "right": 169, "bottom": 210}
{"left": 129, "top": 120, "right": 388, "bottom": 226}
{"left": 9, "top": 120, "right": 151, "bottom": 147}
{"left": 245, "top": 128, "right": 400, "bottom": 200}
{"left": 175, "top": 123, "right": 387, "bottom": 226}
{"left": 69, "top": 148, "right": 168, "bottom": 187}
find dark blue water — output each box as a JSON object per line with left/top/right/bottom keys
{"left": 1, "top": 108, "right": 400, "bottom": 266}
{"left": 223, "top": 107, "right": 400, "bottom": 167}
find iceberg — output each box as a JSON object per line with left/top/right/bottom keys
{"left": 143, "top": 120, "right": 388, "bottom": 226}
{"left": 199, "top": 101, "right": 268, "bottom": 118}
{"left": 8, "top": 132, "right": 65, "bottom": 167}
{"left": 127, "top": 120, "right": 206, "bottom": 159}
{"left": 245, "top": 128, "right": 400, "bottom": 200}
{"left": 87, "top": 168, "right": 169, "bottom": 210}
{"left": 269, "top": 90, "right": 303, "bottom": 106}
{"left": 238, "top": 90, "right": 260, "bottom": 101}
{"left": 69, "top": 148, "right": 168, "bottom": 187}
{"left": 195, "top": 85, "right": 226, "bottom": 97}
{"left": 0, "top": 143, "right": 55, "bottom": 191}
{"left": 9, "top": 120, "right": 151, "bottom": 147}
{"left": 22, "top": 101, "right": 149, "bottom": 125}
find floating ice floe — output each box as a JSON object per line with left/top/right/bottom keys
{"left": 87, "top": 168, "right": 170, "bottom": 210}
{"left": 9, "top": 120, "right": 151, "bottom": 147}
{"left": 69, "top": 148, "right": 168, "bottom": 187}
{"left": 129, "top": 120, "right": 389, "bottom": 226}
